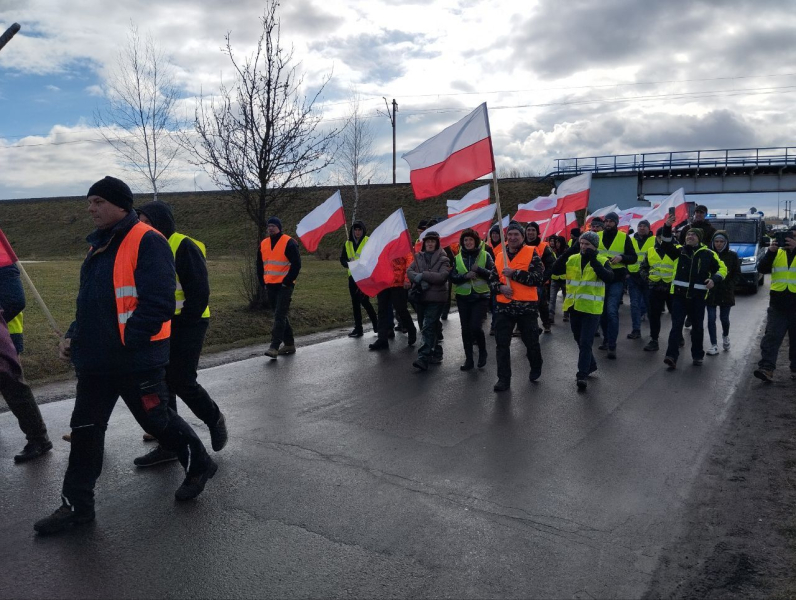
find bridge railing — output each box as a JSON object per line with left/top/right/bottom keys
{"left": 555, "top": 147, "right": 796, "bottom": 175}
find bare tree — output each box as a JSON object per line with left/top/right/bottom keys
{"left": 184, "top": 1, "right": 338, "bottom": 245}
{"left": 336, "top": 91, "right": 378, "bottom": 222}
{"left": 94, "top": 24, "right": 182, "bottom": 200}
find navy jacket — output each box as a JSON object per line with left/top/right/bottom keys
{"left": 66, "top": 211, "right": 176, "bottom": 374}
{"left": 0, "top": 265, "right": 25, "bottom": 322}
{"left": 256, "top": 232, "right": 301, "bottom": 287}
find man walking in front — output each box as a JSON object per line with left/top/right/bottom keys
{"left": 340, "top": 220, "right": 378, "bottom": 337}
{"left": 34, "top": 176, "right": 217, "bottom": 535}
{"left": 258, "top": 217, "right": 301, "bottom": 359}
{"left": 490, "top": 222, "right": 545, "bottom": 392}
{"left": 133, "top": 201, "right": 228, "bottom": 467}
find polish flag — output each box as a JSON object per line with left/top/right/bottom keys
{"left": 618, "top": 206, "right": 653, "bottom": 232}
{"left": 420, "top": 204, "right": 497, "bottom": 249}
{"left": 0, "top": 228, "right": 18, "bottom": 268}
{"left": 583, "top": 204, "right": 619, "bottom": 228}
{"left": 515, "top": 195, "right": 559, "bottom": 223}
{"left": 555, "top": 172, "right": 592, "bottom": 214}
{"left": 296, "top": 190, "right": 346, "bottom": 253}
{"left": 402, "top": 103, "right": 495, "bottom": 200}
{"left": 499, "top": 214, "right": 511, "bottom": 232}
{"left": 447, "top": 184, "right": 491, "bottom": 216}
{"left": 538, "top": 212, "right": 578, "bottom": 240}
{"left": 348, "top": 208, "right": 413, "bottom": 297}
{"left": 645, "top": 188, "right": 688, "bottom": 233}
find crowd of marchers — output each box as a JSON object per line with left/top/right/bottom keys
{"left": 1, "top": 177, "right": 795, "bottom": 537}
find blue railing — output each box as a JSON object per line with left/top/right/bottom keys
{"left": 554, "top": 146, "right": 796, "bottom": 175}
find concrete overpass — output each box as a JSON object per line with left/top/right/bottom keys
{"left": 550, "top": 146, "right": 796, "bottom": 210}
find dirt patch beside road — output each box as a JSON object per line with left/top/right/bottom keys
{"left": 645, "top": 338, "right": 796, "bottom": 598}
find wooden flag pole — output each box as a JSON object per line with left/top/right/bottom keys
{"left": 14, "top": 261, "right": 63, "bottom": 338}
{"left": 483, "top": 104, "right": 508, "bottom": 257}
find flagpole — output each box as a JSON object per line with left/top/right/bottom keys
{"left": 482, "top": 103, "right": 508, "bottom": 257}
{"left": 14, "top": 261, "right": 63, "bottom": 337}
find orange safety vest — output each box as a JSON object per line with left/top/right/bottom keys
{"left": 260, "top": 234, "right": 294, "bottom": 284}
{"left": 113, "top": 222, "right": 171, "bottom": 345}
{"left": 495, "top": 245, "right": 538, "bottom": 303}
{"left": 530, "top": 240, "right": 547, "bottom": 257}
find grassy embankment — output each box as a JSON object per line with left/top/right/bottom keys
{"left": 1, "top": 179, "right": 549, "bottom": 384}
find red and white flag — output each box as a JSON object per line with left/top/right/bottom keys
{"left": 402, "top": 103, "right": 495, "bottom": 200}
{"left": 617, "top": 206, "right": 653, "bottom": 232}
{"left": 296, "top": 190, "right": 346, "bottom": 253}
{"left": 447, "top": 184, "right": 490, "bottom": 216}
{"left": 583, "top": 204, "right": 619, "bottom": 228}
{"left": 348, "top": 209, "right": 413, "bottom": 297}
{"left": 515, "top": 195, "right": 559, "bottom": 223}
{"left": 0, "top": 228, "right": 18, "bottom": 268}
{"left": 555, "top": 172, "right": 592, "bottom": 214}
{"left": 420, "top": 204, "right": 497, "bottom": 249}
{"left": 499, "top": 214, "right": 511, "bottom": 231}
{"left": 645, "top": 188, "right": 688, "bottom": 233}
{"left": 538, "top": 212, "right": 578, "bottom": 240}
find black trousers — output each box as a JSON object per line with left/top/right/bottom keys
{"left": 666, "top": 295, "right": 706, "bottom": 362}
{"left": 1, "top": 373, "right": 48, "bottom": 442}
{"left": 494, "top": 309, "right": 542, "bottom": 382}
{"left": 62, "top": 368, "right": 210, "bottom": 512}
{"left": 456, "top": 296, "right": 488, "bottom": 361}
{"left": 348, "top": 276, "right": 378, "bottom": 332}
{"left": 377, "top": 288, "right": 415, "bottom": 341}
{"left": 266, "top": 284, "right": 294, "bottom": 349}
{"left": 537, "top": 285, "right": 551, "bottom": 327}
{"left": 648, "top": 284, "right": 673, "bottom": 341}
{"left": 166, "top": 319, "right": 220, "bottom": 426}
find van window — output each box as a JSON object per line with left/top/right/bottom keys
{"left": 710, "top": 220, "right": 758, "bottom": 244}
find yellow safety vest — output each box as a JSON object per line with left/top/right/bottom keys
{"left": 453, "top": 249, "right": 490, "bottom": 295}
{"left": 563, "top": 254, "right": 607, "bottom": 315}
{"left": 598, "top": 230, "right": 630, "bottom": 270}
{"left": 771, "top": 249, "right": 796, "bottom": 292}
{"left": 345, "top": 236, "right": 369, "bottom": 276}
{"left": 168, "top": 233, "right": 211, "bottom": 318}
{"left": 629, "top": 235, "right": 656, "bottom": 274}
{"left": 647, "top": 246, "right": 677, "bottom": 283}
{"left": 7, "top": 312, "right": 22, "bottom": 334}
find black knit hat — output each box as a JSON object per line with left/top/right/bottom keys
{"left": 87, "top": 176, "right": 134, "bottom": 212}
{"left": 506, "top": 221, "right": 525, "bottom": 236}
{"left": 526, "top": 221, "right": 540, "bottom": 234}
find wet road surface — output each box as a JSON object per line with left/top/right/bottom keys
{"left": 0, "top": 289, "right": 770, "bottom": 598}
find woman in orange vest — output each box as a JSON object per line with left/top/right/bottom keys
{"left": 258, "top": 217, "right": 302, "bottom": 359}
{"left": 489, "top": 222, "right": 546, "bottom": 392}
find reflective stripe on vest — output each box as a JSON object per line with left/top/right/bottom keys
{"left": 260, "top": 235, "right": 294, "bottom": 284}
{"left": 495, "top": 245, "right": 538, "bottom": 303}
{"left": 629, "top": 235, "right": 655, "bottom": 273}
{"left": 168, "top": 233, "right": 211, "bottom": 318}
{"left": 598, "top": 230, "right": 629, "bottom": 270}
{"left": 7, "top": 312, "right": 22, "bottom": 334}
{"left": 345, "top": 236, "right": 369, "bottom": 276}
{"left": 647, "top": 247, "right": 677, "bottom": 283}
{"left": 563, "top": 254, "right": 606, "bottom": 315}
{"left": 453, "top": 249, "right": 489, "bottom": 296}
{"left": 771, "top": 249, "right": 796, "bottom": 292}
{"left": 113, "top": 222, "right": 171, "bottom": 345}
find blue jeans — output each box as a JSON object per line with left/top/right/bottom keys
{"left": 706, "top": 305, "right": 731, "bottom": 346}
{"left": 570, "top": 311, "right": 600, "bottom": 378}
{"left": 418, "top": 302, "right": 444, "bottom": 361}
{"left": 600, "top": 280, "right": 624, "bottom": 349}
{"left": 666, "top": 295, "right": 706, "bottom": 362}
{"left": 627, "top": 276, "right": 649, "bottom": 332}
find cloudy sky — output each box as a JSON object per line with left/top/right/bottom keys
{"left": 1, "top": 0, "right": 796, "bottom": 214}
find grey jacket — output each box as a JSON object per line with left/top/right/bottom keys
{"left": 407, "top": 249, "right": 451, "bottom": 303}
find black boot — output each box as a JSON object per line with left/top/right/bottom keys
{"left": 477, "top": 347, "right": 488, "bottom": 368}
{"left": 34, "top": 504, "right": 95, "bottom": 535}
{"left": 14, "top": 437, "right": 53, "bottom": 463}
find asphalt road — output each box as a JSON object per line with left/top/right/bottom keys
{"left": 0, "top": 288, "right": 770, "bottom": 599}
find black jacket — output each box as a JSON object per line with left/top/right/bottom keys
{"left": 551, "top": 241, "right": 615, "bottom": 285}
{"left": 0, "top": 265, "right": 25, "bottom": 322}
{"left": 707, "top": 230, "right": 740, "bottom": 307}
{"left": 66, "top": 210, "right": 176, "bottom": 374}
{"left": 339, "top": 220, "right": 367, "bottom": 270}
{"left": 661, "top": 224, "right": 724, "bottom": 299}
{"left": 678, "top": 219, "right": 717, "bottom": 246}
{"left": 257, "top": 232, "right": 301, "bottom": 287}
{"left": 137, "top": 201, "right": 210, "bottom": 323}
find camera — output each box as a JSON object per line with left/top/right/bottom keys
{"left": 776, "top": 231, "right": 790, "bottom": 248}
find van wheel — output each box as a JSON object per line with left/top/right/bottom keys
{"left": 751, "top": 283, "right": 759, "bottom": 294}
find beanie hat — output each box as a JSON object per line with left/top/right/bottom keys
{"left": 591, "top": 216, "right": 604, "bottom": 224}
{"left": 604, "top": 211, "right": 619, "bottom": 223}
{"left": 87, "top": 176, "right": 134, "bottom": 212}
{"left": 459, "top": 227, "right": 481, "bottom": 247}
{"left": 638, "top": 219, "right": 651, "bottom": 228}
{"left": 506, "top": 221, "right": 525, "bottom": 237}
{"left": 267, "top": 217, "right": 283, "bottom": 232}
{"left": 526, "top": 221, "right": 540, "bottom": 234}
{"left": 417, "top": 219, "right": 429, "bottom": 230}
{"left": 580, "top": 231, "right": 600, "bottom": 248}
{"left": 686, "top": 227, "right": 704, "bottom": 242}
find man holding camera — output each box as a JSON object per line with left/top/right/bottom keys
{"left": 754, "top": 225, "right": 796, "bottom": 382}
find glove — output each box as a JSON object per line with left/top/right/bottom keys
{"left": 411, "top": 272, "right": 423, "bottom": 284}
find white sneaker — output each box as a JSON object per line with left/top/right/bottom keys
{"left": 706, "top": 345, "right": 719, "bottom": 356}
{"left": 723, "top": 336, "right": 730, "bottom": 350}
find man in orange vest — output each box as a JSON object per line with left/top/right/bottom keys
{"left": 34, "top": 177, "right": 216, "bottom": 536}
{"left": 489, "top": 221, "right": 546, "bottom": 392}
{"left": 258, "top": 217, "right": 301, "bottom": 359}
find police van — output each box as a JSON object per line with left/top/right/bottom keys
{"left": 706, "top": 212, "right": 767, "bottom": 293}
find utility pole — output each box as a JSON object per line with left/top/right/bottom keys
{"left": 382, "top": 98, "right": 397, "bottom": 184}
